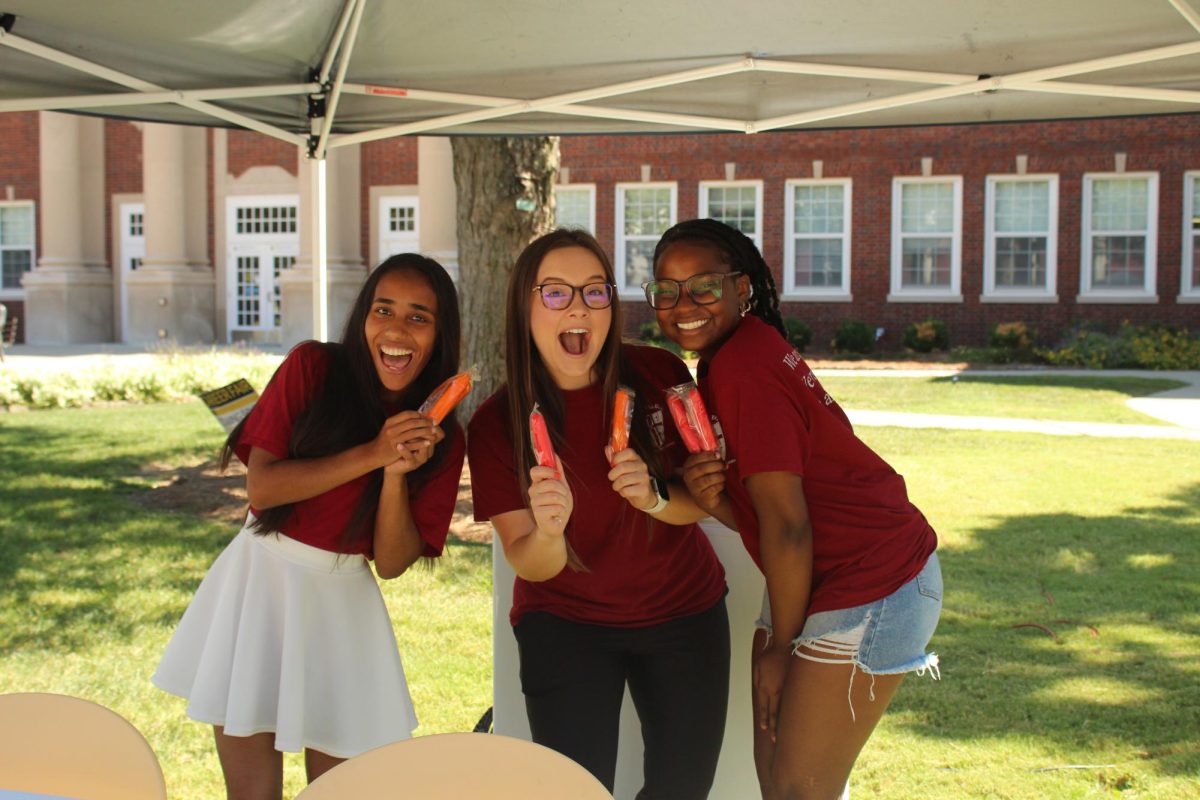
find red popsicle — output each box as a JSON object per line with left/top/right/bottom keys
{"left": 529, "top": 404, "right": 557, "bottom": 469}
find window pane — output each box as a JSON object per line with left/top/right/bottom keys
{"left": 623, "top": 188, "right": 672, "bottom": 236}
{"left": 555, "top": 189, "right": 592, "bottom": 232}
{"left": 901, "top": 183, "right": 953, "bottom": 234}
{"left": 994, "top": 181, "right": 1050, "bottom": 233}
{"left": 706, "top": 185, "right": 757, "bottom": 234}
{"left": 625, "top": 240, "right": 656, "bottom": 287}
{"left": 1193, "top": 239, "right": 1200, "bottom": 288}
{"left": 793, "top": 184, "right": 844, "bottom": 234}
{"left": 1091, "top": 178, "right": 1149, "bottom": 232}
{"left": 1091, "top": 235, "right": 1146, "bottom": 287}
{"left": 2, "top": 249, "right": 32, "bottom": 289}
{"left": 793, "top": 238, "right": 842, "bottom": 287}
{"left": 0, "top": 206, "right": 34, "bottom": 246}
{"left": 901, "top": 237, "right": 952, "bottom": 287}
{"left": 994, "top": 236, "right": 1048, "bottom": 288}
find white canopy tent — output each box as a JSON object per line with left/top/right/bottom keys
{"left": 3, "top": 3, "right": 1200, "bottom": 795}
{"left": 3, "top": 0, "right": 1200, "bottom": 338}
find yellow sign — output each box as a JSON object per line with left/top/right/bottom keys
{"left": 198, "top": 379, "right": 259, "bottom": 432}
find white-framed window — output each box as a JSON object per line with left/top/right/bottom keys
{"left": 226, "top": 195, "right": 299, "bottom": 337}
{"left": 699, "top": 180, "right": 762, "bottom": 247}
{"left": 1180, "top": 171, "right": 1200, "bottom": 302}
{"left": 554, "top": 184, "right": 596, "bottom": 233}
{"left": 890, "top": 177, "right": 963, "bottom": 302}
{"left": 378, "top": 196, "right": 421, "bottom": 263}
{"left": 615, "top": 182, "right": 676, "bottom": 295}
{"left": 0, "top": 202, "right": 35, "bottom": 298}
{"left": 783, "top": 179, "right": 852, "bottom": 300}
{"left": 983, "top": 175, "right": 1058, "bottom": 302}
{"left": 1080, "top": 172, "right": 1158, "bottom": 302}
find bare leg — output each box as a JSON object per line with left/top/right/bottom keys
{"left": 213, "top": 726, "right": 283, "bottom": 800}
{"left": 305, "top": 748, "right": 346, "bottom": 784}
{"left": 768, "top": 648, "right": 905, "bottom": 800}
{"left": 750, "top": 630, "right": 776, "bottom": 798}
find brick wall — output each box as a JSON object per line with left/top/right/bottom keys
{"left": 104, "top": 120, "right": 143, "bottom": 283}
{"left": 227, "top": 129, "right": 298, "bottom": 179}
{"left": 360, "top": 137, "right": 419, "bottom": 265}
{"left": 562, "top": 115, "right": 1200, "bottom": 349}
{"left": 0, "top": 112, "right": 39, "bottom": 343}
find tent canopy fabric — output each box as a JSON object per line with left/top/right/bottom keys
{"left": 2, "top": 0, "right": 1199, "bottom": 153}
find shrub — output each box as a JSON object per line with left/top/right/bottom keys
{"left": 1037, "top": 323, "right": 1139, "bottom": 369}
{"left": 1128, "top": 324, "right": 1200, "bottom": 370}
{"left": 638, "top": 320, "right": 682, "bottom": 356}
{"left": 832, "top": 319, "right": 874, "bottom": 355}
{"left": 989, "top": 321, "right": 1036, "bottom": 352}
{"left": 783, "top": 316, "right": 813, "bottom": 352}
{"left": 903, "top": 319, "right": 950, "bottom": 353}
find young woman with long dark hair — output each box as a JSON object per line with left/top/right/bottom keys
{"left": 468, "top": 228, "right": 730, "bottom": 799}
{"left": 154, "top": 253, "right": 465, "bottom": 799}
{"left": 647, "top": 219, "right": 941, "bottom": 800}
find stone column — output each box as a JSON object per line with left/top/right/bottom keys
{"left": 279, "top": 144, "right": 366, "bottom": 348}
{"left": 23, "top": 112, "right": 113, "bottom": 343}
{"left": 418, "top": 136, "right": 459, "bottom": 278}
{"left": 125, "top": 123, "right": 214, "bottom": 344}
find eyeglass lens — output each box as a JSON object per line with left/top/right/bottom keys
{"left": 538, "top": 282, "right": 613, "bottom": 310}
{"left": 644, "top": 272, "right": 738, "bottom": 309}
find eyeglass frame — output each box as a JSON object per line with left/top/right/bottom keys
{"left": 640, "top": 271, "right": 745, "bottom": 310}
{"left": 531, "top": 281, "right": 617, "bottom": 310}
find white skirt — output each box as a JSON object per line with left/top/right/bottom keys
{"left": 153, "top": 523, "right": 418, "bottom": 758}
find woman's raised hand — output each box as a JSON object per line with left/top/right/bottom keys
{"left": 528, "top": 455, "right": 573, "bottom": 536}
{"left": 605, "top": 445, "right": 658, "bottom": 512}
{"left": 682, "top": 451, "right": 727, "bottom": 513}
{"left": 373, "top": 410, "right": 444, "bottom": 475}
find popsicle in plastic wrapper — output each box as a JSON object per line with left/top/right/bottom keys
{"left": 529, "top": 403, "right": 558, "bottom": 469}
{"left": 609, "top": 386, "right": 636, "bottom": 454}
{"left": 418, "top": 371, "right": 473, "bottom": 424}
{"left": 666, "top": 382, "right": 718, "bottom": 453}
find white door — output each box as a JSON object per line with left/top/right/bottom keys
{"left": 118, "top": 202, "right": 145, "bottom": 342}
{"left": 226, "top": 197, "right": 299, "bottom": 340}
{"left": 378, "top": 196, "right": 420, "bottom": 262}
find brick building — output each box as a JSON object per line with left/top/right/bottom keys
{"left": 3, "top": 110, "right": 1197, "bottom": 350}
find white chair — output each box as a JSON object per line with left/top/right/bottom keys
{"left": 0, "top": 692, "right": 167, "bottom": 800}
{"left": 297, "top": 732, "right": 613, "bottom": 799}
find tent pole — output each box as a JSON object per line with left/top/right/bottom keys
{"left": 0, "top": 83, "right": 319, "bottom": 114}
{"left": 310, "top": 153, "right": 329, "bottom": 342}
{"left": 314, "top": 0, "right": 366, "bottom": 159}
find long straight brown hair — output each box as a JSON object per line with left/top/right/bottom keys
{"left": 503, "top": 228, "right": 663, "bottom": 570}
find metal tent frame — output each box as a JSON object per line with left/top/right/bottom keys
{"left": 2, "top": 0, "right": 1200, "bottom": 338}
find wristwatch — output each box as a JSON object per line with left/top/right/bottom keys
{"left": 642, "top": 476, "right": 670, "bottom": 514}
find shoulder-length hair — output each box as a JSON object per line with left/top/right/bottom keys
{"left": 222, "top": 253, "right": 462, "bottom": 551}
{"left": 504, "top": 228, "right": 664, "bottom": 569}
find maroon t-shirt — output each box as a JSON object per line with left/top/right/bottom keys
{"left": 468, "top": 344, "right": 727, "bottom": 627}
{"left": 235, "top": 341, "right": 465, "bottom": 558}
{"left": 699, "top": 316, "right": 936, "bottom": 614}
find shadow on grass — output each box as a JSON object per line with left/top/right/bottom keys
{"left": 891, "top": 482, "right": 1200, "bottom": 778}
{"left": 0, "top": 413, "right": 492, "bottom": 656}
{"left": 928, "top": 374, "right": 1186, "bottom": 397}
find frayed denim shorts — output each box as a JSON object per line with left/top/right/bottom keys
{"left": 757, "top": 552, "right": 942, "bottom": 719}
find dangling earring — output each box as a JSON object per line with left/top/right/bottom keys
{"left": 738, "top": 285, "right": 754, "bottom": 317}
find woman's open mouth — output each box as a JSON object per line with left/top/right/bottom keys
{"left": 559, "top": 328, "right": 591, "bottom": 356}
{"left": 379, "top": 344, "right": 414, "bottom": 373}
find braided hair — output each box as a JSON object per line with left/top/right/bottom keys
{"left": 651, "top": 218, "right": 786, "bottom": 338}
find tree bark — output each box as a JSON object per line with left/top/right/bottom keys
{"left": 452, "top": 136, "right": 559, "bottom": 420}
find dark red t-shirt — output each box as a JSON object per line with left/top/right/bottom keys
{"left": 234, "top": 341, "right": 465, "bottom": 558}
{"left": 468, "top": 344, "right": 727, "bottom": 627}
{"left": 699, "top": 316, "right": 936, "bottom": 614}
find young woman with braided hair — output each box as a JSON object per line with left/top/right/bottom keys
{"left": 645, "top": 219, "right": 942, "bottom": 800}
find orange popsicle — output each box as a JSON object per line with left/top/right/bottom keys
{"left": 418, "top": 371, "right": 472, "bottom": 424}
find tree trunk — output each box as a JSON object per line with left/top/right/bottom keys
{"left": 452, "top": 136, "right": 559, "bottom": 420}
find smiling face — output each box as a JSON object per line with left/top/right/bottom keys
{"left": 363, "top": 268, "right": 439, "bottom": 402}
{"left": 652, "top": 240, "right": 750, "bottom": 362}
{"left": 529, "top": 246, "right": 613, "bottom": 390}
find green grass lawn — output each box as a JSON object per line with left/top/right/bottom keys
{"left": 0, "top": 402, "right": 490, "bottom": 798}
{"left": 2, "top": 401, "right": 1198, "bottom": 798}
{"left": 818, "top": 375, "right": 1186, "bottom": 425}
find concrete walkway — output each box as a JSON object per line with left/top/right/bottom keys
{"left": 3, "top": 345, "right": 1198, "bottom": 439}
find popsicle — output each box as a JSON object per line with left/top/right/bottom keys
{"left": 418, "top": 371, "right": 473, "bottom": 424}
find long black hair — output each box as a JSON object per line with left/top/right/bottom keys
{"left": 221, "top": 253, "right": 462, "bottom": 551}
{"left": 651, "top": 218, "right": 787, "bottom": 338}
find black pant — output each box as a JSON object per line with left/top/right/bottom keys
{"left": 513, "top": 596, "right": 730, "bottom": 799}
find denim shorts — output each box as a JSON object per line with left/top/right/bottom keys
{"left": 756, "top": 552, "right": 942, "bottom": 718}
